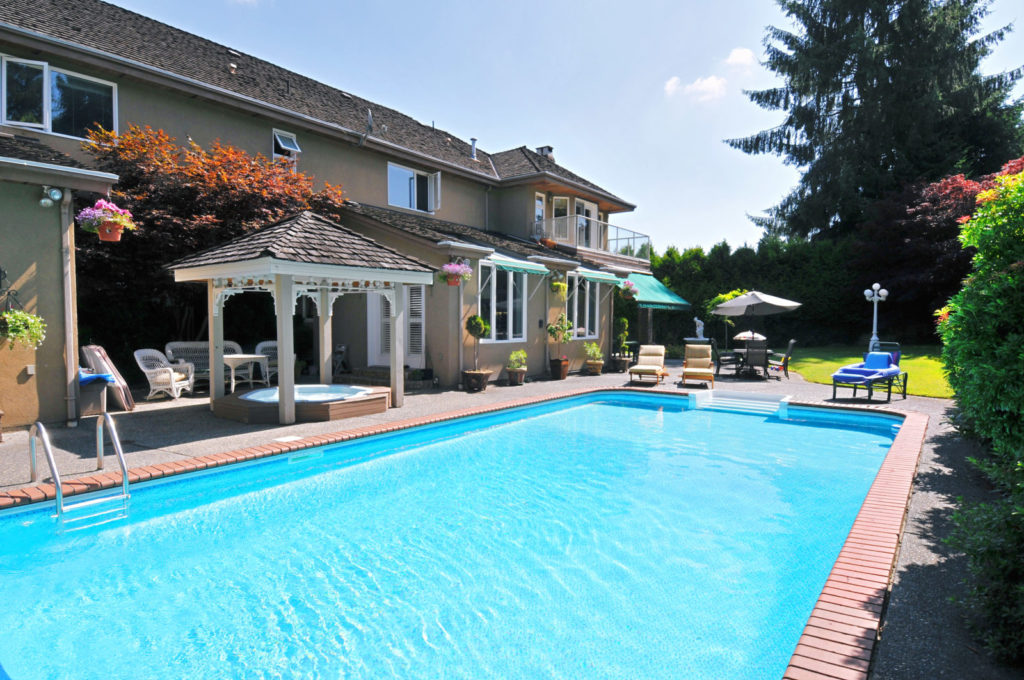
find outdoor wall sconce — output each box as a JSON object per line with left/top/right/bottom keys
{"left": 39, "top": 186, "right": 62, "bottom": 208}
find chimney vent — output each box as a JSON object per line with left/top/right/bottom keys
{"left": 536, "top": 145, "right": 554, "bottom": 161}
{"left": 470, "top": 138, "right": 477, "bottom": 160}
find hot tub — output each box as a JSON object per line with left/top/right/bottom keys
{"left": 215, "top": 384, "right": 388, "bottom": 423}
{"left": 240, "top": 384, "right": 371, "bottom": 404}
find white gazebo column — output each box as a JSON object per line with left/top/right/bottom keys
{"left": 208, "top": 281, "right": 226, "bottom": 405}
{"left": 318, "top": 289, "right": 333, "bottom": 384}
{"left": 275, "top": 275, "right": 296, "bottom": 424}
{"left": 389, "top": 286, "right": 405, "bottom": 408}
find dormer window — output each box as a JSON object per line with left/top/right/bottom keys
{"left": 387, "top": 162, "right": 441, "bottom": 213}
{"left": 272, "top": 129, "right": 301, "bottom": 165}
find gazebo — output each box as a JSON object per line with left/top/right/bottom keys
{"left": 170, "top": 211, "right": 434, "bottom": 424}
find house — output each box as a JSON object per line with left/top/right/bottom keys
{"left": 0, "top": 0, "right": 687, "bottom": 427}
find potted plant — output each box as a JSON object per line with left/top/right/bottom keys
{"left": 583, "top": 341, "right": 604, "bottom": 375}
{"left": 439, "top": 261, "right": 473, "bottom": 287}
{"left": 0, "top": 309, "right": 46, "bottom": 350}
{"left": 462, "top": 314, "right": 492, "bottom": 391}
{"left": 620, "top": 279, "right": 638, "bottom": 300}
{"left": 76, "top": 198, "right": 136, "bottom": 242}
{"left": 550, "top": 279, "right": 567, "bottom": 300}
{"left": 505, "top": 349, "right": 527, "bottom": 386}
{"left": 546, "top": 312, "right": 573, "bottom": 379}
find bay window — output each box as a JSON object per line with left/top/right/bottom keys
{"left": 479, "top": 263, "right": 526, "bottom": 342}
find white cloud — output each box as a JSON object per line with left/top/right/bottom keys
{"left": 725, "top": 47, "right": 756, "bottom": 68}
{"left": 664, "top": 76, "right": 681, "bottom": 97}
{"left": 682, "top": 75, "right": 727, "bottom": 102}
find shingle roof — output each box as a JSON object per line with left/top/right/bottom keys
{"left": 489, "top": 146, "right": 629, "bottom": 205}
{"left": 0, "top": 0, "right": 630, "bottom": 206}
{"left": 343, "top": 203, "right": 579, "bottom": 263}
{"left": 0, "top": 132, "right": 91, "bottom": 169}
{"left": 169, "top": 211, "right": 432, "bottom": 272}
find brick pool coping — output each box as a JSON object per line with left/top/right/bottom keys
{"left": 0, "top": 387, "right": 926, "bottom": 679}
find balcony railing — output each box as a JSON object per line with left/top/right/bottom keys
{"left": 533, "top": 215, "right": 652, "bottom": 260}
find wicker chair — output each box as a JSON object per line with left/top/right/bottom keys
{"left": 254, "top": 340, "right": 278, "bottom": 383}
{"left": 134, "top": 348, "right": 194, "bottom": 399}
{"left": 165, "top": 340, "right": 249, "bottom": 385}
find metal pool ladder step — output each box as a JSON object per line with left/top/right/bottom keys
{"left": 687, "top": 390, "right": 791, "bottom": 416}
{"left": 30, "top": 413, "right": 131, "bottom": 532}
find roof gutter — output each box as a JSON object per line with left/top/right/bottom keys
{"left": 436, "top": 239, "right": 493, "bottom": 260}
{"left": 526, "top": 254, "right": 580, "bottom": 270}
{"left": 0, "top": 23, "right": 502, "bottom": 185}
{"left": 0, "top": 155, "right": 118, "bottom": 192}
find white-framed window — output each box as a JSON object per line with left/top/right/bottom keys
{"left": 534, "top": 192, "right": 545, "bottom": 222}
{"left": 272, "top": 129, "right": 301, "bottom": 165}
{"left": 478, "top": 262, "right": 526, "bottom": 342}
{"left": 567, "top": 273, "right": 599, "bottom": 339}
{"left": 575, "top": 198, "right": 598, "bottom": 249}
{"left": 388, "top": 161, "right": 441, "bottom": 213}
{"left": 1, "top": 56, "right": 116, "bottom": 139}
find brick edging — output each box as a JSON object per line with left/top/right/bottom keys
{"left": 0, "top": 388, "right": 927, "bottom": 680}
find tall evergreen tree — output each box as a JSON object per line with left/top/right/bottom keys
{"left": 729, "top": 0, "right": 1023, "bottom": 237}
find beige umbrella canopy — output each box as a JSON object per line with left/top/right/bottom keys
{"left": 712, "top": 291, "right": 801, "bottom": 317}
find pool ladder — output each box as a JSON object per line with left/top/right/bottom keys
{"left": 30, "top": 413, "right": 131, "bottom": 531}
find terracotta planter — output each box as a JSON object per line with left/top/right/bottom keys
{"left": 540, "top": 238, "right": 557, "bottom": 249}
{"left": 584, "top": 360, "right": 604, "bottom": 376}
{"left": 446, "top": 275, "right": 461, "bottom": 287}
{"left": 549, "top": 358, "right": 569, "bottom": 380}
{"left": 462, "top": 369, "right": 492, "bottom": 392}
{"left": 505, "top": 367, "right": 526, "bottom": 386}
{"left": 97, "top": 221, "right": 124, "bottom": 242}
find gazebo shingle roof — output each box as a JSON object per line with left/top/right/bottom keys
{"left": 169, "top": 211, "right": 432, "bottom": 272}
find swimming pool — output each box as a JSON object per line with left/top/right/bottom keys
{"left": 0, "top": 392, "right": 899, "bottom": 679}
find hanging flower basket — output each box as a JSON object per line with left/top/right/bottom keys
{"left": 621, "top": 280, "right": 638, "bottom": 300}
{"left": 76, "top": 199, "right": 136, "bottom": 243}
{"left": 438, "top": 262, "right": 473, "bottom": 286}
{"left": 0, "top": 309, "right": 46, "bottom": 350}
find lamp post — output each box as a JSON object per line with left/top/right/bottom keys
{"left": 864, "top": 282, "right": 888, "bottom": 352}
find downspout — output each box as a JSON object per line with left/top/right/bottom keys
{"left": 60, "top": 188, "right": 77, "bottom": 425}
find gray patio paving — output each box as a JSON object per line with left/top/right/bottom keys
{"left": 0, "top": 365, "right": 1015, "bottom": 679}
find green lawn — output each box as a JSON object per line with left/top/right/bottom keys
{"left": 789, "top": 345, "right": 953, "bottom": 398}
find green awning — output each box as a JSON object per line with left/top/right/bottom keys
{"left": 486, "top": 252, "right": 549, "bottom": 276}
{"left": 576, "top": 267, "right": 623, "bottom": 286}
{"left": 626, "top": 273, "right": 690, "bottom": 310}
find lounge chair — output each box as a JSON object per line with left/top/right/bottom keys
{"left": 628, "top": 345, "right": 669, "bottom": 384}
{"left": 768, "top": 339, "right": 797, "bottom": 379}
{"left": 134, "top": 348, "right": 195, "bottom": 400}
{"left": 681, "top": 344, "right": 714, "bottom": 389}
{"left": 831, "top": 351, "right": 908, "bottom": 402}
{"left": 80, "top": 344, "right": 136, "bottom": 411}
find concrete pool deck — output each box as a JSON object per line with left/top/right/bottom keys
{"left": 0, "top": 367, "right": 1015, "bottom": 679}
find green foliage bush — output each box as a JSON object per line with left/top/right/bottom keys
{"left": 940, "top": 169, "right": 1024, "bottom": 661}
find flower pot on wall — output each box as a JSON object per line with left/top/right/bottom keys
{"left": 549, "top": 358, "right": 569, "bottom": 380}
{"left": 97, "top": 221, "right": 124, "bottom": 242}
{"left": 462, "top": 369, "right": 492, "bottom": 392}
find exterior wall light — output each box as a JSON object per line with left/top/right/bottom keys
{"left": 39, "top": 186, "right": 63, "bottom": 208}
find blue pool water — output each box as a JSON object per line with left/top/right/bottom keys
{"left": 0, "top": 393, "right": 897, "bottom": 679}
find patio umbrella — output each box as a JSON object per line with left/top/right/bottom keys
{"left": 733, "top": 330, "right": 766, "bottom": 341}
{"left": 712, "top": 291, "right": 802, "bottom": 316}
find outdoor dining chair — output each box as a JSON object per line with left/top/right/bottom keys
{"left": 744, "top": 340, "right": 770, "bottom": 378}
{"left": 710, "top": 338, "right": 743, "bottom": 376}
{"left": 768, "top": 339, "right": 797, "bottom": 379}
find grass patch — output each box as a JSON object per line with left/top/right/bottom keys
{"left": 789, "top": 345, "right": 952, "bottom": 398}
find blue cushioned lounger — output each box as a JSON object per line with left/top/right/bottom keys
{"left": 831, "top": 352, "right": 908, "bottom": 402}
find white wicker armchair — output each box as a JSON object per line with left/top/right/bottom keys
{"left": 165, "top": 340, "right": 250, "bottom": 385}
{"left": 254, "top": 340, "right": 278, "bottom": 383}
{"left": 134, "top": 349, "right": 194, "bottom": 399}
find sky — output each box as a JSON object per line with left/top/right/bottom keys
{"left": 110, "top": 0, "right": 1024, "bottom": 253}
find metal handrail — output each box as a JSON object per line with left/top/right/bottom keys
{"left": 533, "top": 216, "right": 652, "bottom": 259}
{"left": 96, "top": 413, "right": 131, "bottom": 500}
{"left": 29, "top": 422, "right": 64, "bottom": 519}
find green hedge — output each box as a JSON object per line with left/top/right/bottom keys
{"left": 940, "top": 171, "right": 1024, "bottom": 660}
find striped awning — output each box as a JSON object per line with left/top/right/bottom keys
{"left": 576, "top": 267, "right": 622, "bottom": 285}
{"left": 486, "top": 252, "right": 550, "bottom": 276}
